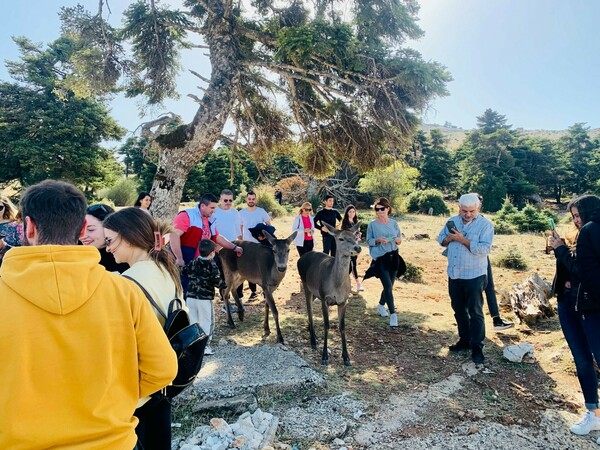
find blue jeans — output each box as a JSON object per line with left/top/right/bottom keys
{"left": 448, "top": 275, "right": 486, "bottom": 350}
{"left": 558, "top": 291, "right": 600, "bottom": 410}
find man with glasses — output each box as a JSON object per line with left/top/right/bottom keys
{"left": 170, "top": 193, "right": 243, "bottom": 298}
{"left": 212, "top": 189, "right": 244, "bottom": 302}
{"left": 0, "top": 180, "right": 177, "bottom": 450}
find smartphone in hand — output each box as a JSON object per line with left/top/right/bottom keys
{"left": 446, "top": 220, "right": 457, "bottom": 233}
{"left": 549, "top": 218, "right": 556, "bottom": 231}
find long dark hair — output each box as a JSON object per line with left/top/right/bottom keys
{"left": 568, "top": 194, "right": 600, "bottom": 226}
{"left": 341, "top": 204, "right": 358, "bottom": 230}
{"left": 103, "top": 207, "right": 182, "bottom": 293}
{"left": 134, "top": 192, "right": 152, "bottom": 208}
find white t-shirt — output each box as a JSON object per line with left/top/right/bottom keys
{"left": 239, "top": 207, "right": 270, "bottom": 243}
{"left": 212, "top": 207, "right": 242, "bottom": 241}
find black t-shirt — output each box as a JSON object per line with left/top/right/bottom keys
{"left": 314, "top": 208, "right": 342, "bottom": 235}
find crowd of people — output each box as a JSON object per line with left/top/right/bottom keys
{"left": 2, "top": 180, "right": 600, "bottom": 447}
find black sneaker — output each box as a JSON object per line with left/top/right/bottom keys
{"left": 248, "top": 292, "right": 259, "bottom": 302}
{"left": 449, "top": 340, "right": 470, "bottom": 352}
{"left": 472, "top": 347, "right": 485, "bottom": 364}
{"left": 493, "top": 316, "right": 514, "bottom": 331}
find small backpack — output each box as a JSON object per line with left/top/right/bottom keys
{"left": 124, "top": 276, "right": 208, "bottom": 398}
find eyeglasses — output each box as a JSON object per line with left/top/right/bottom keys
{"left": 222, "top": 199, "right": 233, "bottom": 203}
{"left": 375, "top": 206, "right": 386, "bottom": 211}
{"left": 87, "top": 204, "right": 110, "bottom": 215}
{"left": 104, "top": 235, "right": 120, "bottom": 248}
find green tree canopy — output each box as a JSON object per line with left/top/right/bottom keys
{"left": 0, "top": 36, "right": 124, "bottom": 194}
{"left": 44, "top": 0, "right": 451, "bottom": 218}
{"left": 456, "top": 109, "right": 536, "bottom": 211}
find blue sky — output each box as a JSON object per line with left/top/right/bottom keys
{"left": 1, "top": 0, "right": 599, "bottom": 135}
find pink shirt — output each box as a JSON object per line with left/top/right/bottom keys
{"left": 301, "top": 215, "right": 313, "bottom": 241}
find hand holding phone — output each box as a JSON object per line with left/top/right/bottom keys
{"left": 446, "top": 220, "right": 457, "bottom": 234}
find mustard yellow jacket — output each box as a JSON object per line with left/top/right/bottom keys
{"left": 0, "top": 245, "right": 178, "bottom": 449}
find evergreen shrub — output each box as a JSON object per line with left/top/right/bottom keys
{"left": 494, "top": 248, "right": 528, "bottom": 270}
{"left": 405, "top": 189, "right": 450, "bottom": 215}
{"left": 98, "top": 178, "right": 138, "bottom": 206}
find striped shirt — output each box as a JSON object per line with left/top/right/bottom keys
{"left": 437, "top": 214, "right": 494, "bottom": 280}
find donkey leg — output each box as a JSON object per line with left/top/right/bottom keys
{"left": 233, "top": 282, "right": 245, "bottom": 322}
{"left": 304, "top": 284, "right": 317, "bottom": 350}
{"left": 338, "top": 303, "right": 351, "bottom": 366}
{"left": 265, "top": 290, "right": 284, "bottom": 344}
{"left": 263, "top": 301, "right": 271, "bottom": 337}
{"left": 223, "top": 287, "right": 236, "bottom": 329}
{"left": 321, "top": 301, "right": 330, "bottom": 366}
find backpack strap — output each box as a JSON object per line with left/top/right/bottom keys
{"left": 123, "top": 275, "right": 168, "bottom": 322}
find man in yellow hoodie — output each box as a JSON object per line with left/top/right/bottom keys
{"left": 0, "top": 180, "right": 178, "bottom": 450}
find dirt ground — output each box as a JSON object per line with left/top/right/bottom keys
{"left": 211, "top": 210, "right": 583, "bottom": 441}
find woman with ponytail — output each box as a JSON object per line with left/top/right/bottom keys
{"left": 103, "top": 207, "right": 181, "bottom": 450}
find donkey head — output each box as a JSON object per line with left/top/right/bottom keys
{"left": 263, "top": 231, "right": 298, "bottom": 272}
{"left": 323, "top": 222, "right": 361, "bottom": 256}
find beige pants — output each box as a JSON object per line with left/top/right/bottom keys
{"left": 186, "top": 297, "right": 214, "bottom": 342}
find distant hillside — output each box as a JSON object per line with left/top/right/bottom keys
{"left": 419, "top": 124, "right": 600, "bottom": 150}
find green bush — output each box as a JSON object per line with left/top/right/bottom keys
{"left": 404, "top": 189, "right": 450, "bottom": 215}
{"left": 401, "top": 262, "right": 424, "bottom": 283}
{"left": 495, "top": 199, "right": 553, "bottom": 233}
{"left": 233, "top": 184, "right": 287, "bottom": 219}
{"left": 308, "top": 194, "right": 321, "bottom": 213}
{"left": 494, "top": 248, "right": 528, "bottom": 270}
{"left": 493, "top": 220, "right": 516, "bottom": 235}
{"left": 98, "top": 178, "right": 138, "bottom": 206}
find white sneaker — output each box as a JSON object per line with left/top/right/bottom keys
{"left": 377, "top": 304, "right": 389, "bottom": 317}
{"left": 389, "top": 313, "right": 398, "bottom": 327}
{"left": 356, "top": 281, "right": 365, "bottom": 291}
{"left": 570, "top": 411, "right": 600, "bottom": 435}
{"left": 204, "top": 346, "right": 215, "bottom": 356}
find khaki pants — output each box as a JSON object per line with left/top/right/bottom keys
{"left": 186, "top": 297, "right": 214, "bottom": 342}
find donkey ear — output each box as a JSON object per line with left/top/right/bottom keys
{"left": 286, "top": 231, "right": 298, "bottom": 244}
{"left": 323, "top": 223, "right": 338, "bottom": 234}
{"left": 262, "top": 230, "right": 276, "bottom": 245}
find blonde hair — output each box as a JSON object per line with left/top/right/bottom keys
{"left": 298, "top": 202, "right": 313, "bottom": 215}
{"left": 0, "top": 195, "right": 18, "bottom": 221}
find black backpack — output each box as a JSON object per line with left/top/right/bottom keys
{"left": 124, "top": 276, "right": 208, "bottom": 398}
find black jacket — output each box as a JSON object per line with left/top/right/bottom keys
{"left": 576, "top": 210, "right": 600, "bottom": 305}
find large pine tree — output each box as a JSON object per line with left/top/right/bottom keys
{"left": 50, "top": 0, "right": 450, "bottom": 218}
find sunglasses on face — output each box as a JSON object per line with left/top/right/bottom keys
{"left": 375, "top": 206, "right": 386, "bottom": 212}
{"left": 222, "top": 199, "right": 233, "bottom": 203}
{"left": 304, "top": 208, "right": 312, "bottom": 211}
{"left": 104, "top": 236, "right": 119, "bottom": 247}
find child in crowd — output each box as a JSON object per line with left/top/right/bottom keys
{"left": 182, "top": 239, "right": 226, "bottom": 355}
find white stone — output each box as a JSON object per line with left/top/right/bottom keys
{"left": 503, "top": 343, "right": 535, "bottom": 363}
{"left": 333, "top": 438, "right": 345, "bottom": 445}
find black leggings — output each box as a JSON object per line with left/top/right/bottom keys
{"left": 297, "top": 239, "right": 314, "bottom": 256}
{"left": 349, "top": 255, "right": 358, "bottom": 279}
{"left": 134, "top": 394, "right": 171, "bottom": 450}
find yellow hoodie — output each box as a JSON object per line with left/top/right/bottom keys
{"left": 0, "top": 245, "right": 178, "bottom": 450}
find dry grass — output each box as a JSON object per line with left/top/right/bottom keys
{"left": 209, "top": 210, "right": 583, "bottom": 435}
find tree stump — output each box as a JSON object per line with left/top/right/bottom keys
{"left": 505, "top": 273, "right": 554, "bottom": 325}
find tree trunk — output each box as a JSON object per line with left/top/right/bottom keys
{"left": 149, "top": 1, "right": 241, "bottom": 221}
{"left": 500, "top": 273, "right": 554, "bottom": 325}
